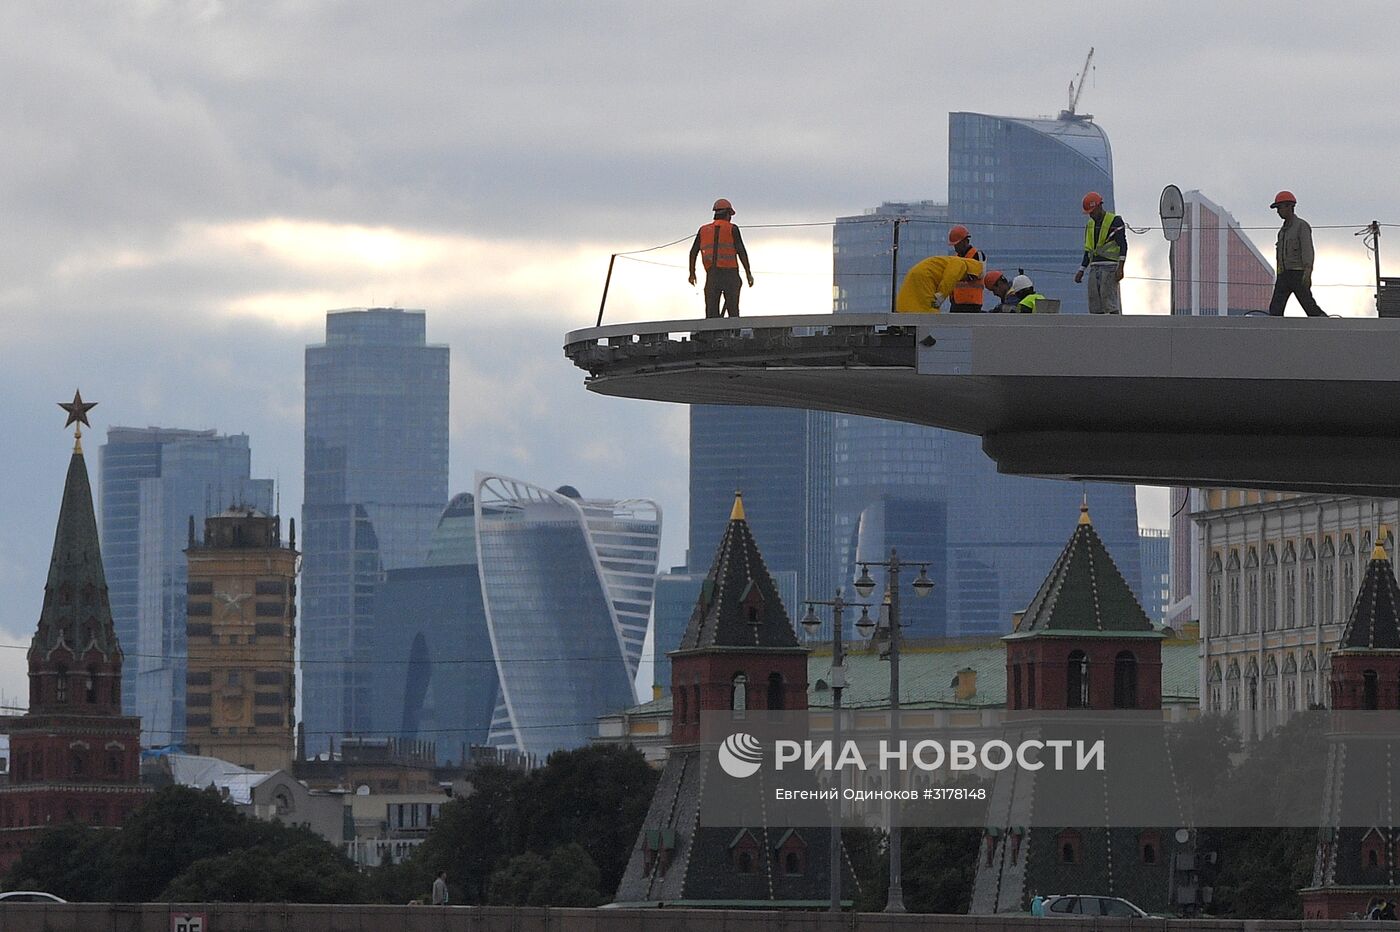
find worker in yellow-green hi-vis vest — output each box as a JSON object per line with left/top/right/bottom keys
{"left": 1073, "top": 191, "right": 1127, "bottom": 314}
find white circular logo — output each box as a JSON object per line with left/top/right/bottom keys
{"left": 717, "top": 732, "right": 763, "bottom": 779}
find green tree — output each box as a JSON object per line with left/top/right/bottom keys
{"left": 407, "top": 763, "right": 526, "bottom": 903}
{"left": 510, "top": 745, "right": 658, "bottom": 895}
{"left": 487, "top": 844, "right": 602, "bottom": 907}
{"left": 105, "top": 786, "right": 268, "bottom": 900}
{"left": 162, "top": 836, "right": 364, "bottom": 903}
{"left": 1, "top": 822, "right": 116, "bottom": 901}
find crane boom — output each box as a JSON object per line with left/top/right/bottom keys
{"left": 1066, "top": 47, "right": 1095, "bottom": 116}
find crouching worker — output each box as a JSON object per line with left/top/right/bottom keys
{"left": 983, "top": 269, "right": 1015, "bottom": 312}
{"left": 894, "top": 256, "right": 983, "bottom": 313}
{"left": 1007, "top": 274, "right": 1046, "bottom": 313}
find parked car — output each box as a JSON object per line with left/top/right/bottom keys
{"left": 0, "top": 892, "right": 66, "bottom": 904}
{"left": 1042, "top": 894, "right": 1149, "bottom": 918}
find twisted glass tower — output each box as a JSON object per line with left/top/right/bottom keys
{"left": 474, "top": 474, "right": 660, "bottom": 757}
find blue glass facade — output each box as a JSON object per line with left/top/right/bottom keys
{"left": 303, "top": 308, "right": 449, "bottom": 754}
{"left": 475, "top": 476, "right": 660, "bottom": 758}
{"left": 99, "top": 427, "right": 272, "bottom": 746}
{"left": 828, "top": 114, "right": 1140, "bottom": 638}
{"left": 367, "top": 494, "right": 497, "bottom": 762}
{"left": 688, "top": 405, "right": 833, "bottom": 617}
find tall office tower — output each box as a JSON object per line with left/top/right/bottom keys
{"left": 368, "top": 493, "right": 497, "bottom": 762}
{"left": 650, "top": 566, "right": 705, "bottom": 691}
{"left": 99, "top": 427, "right": 273, "bottom": 746}
{"left": 828, "top": 113, "right": 1142, "bottom": 639}
{"left": 303, "top": 308, "right": 449, "bottom": 753}
{"left": 1171, "top": 190, "right": 1276, "bottom": 316}
{"left": 948, "top": 111, "right": 1116, "bottom": 315}
{"left": 833, "top": 200, "right": 949, "bottom": 313}
{"left": 1139, "top": 527, "right": 1171, "bottom": 624}
{"left": 1165, "top": 191, "right": 1278, "bottom": 624}
{"left": 475, "top": 475, "right": 660, "bottom": 757}
{"left": 688, "top": 405, "right": 832, "bottom": 624}
{"left": 185, "top": 507, "right": 298, "bottom": 771}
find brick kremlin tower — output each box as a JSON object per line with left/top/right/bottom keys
{"left": 971, "top": 503, "right": 1179, "bottom": 915}
{"left": 614, "top": 494, "right": 850, "bottom": 906}
{"left": 0, "top": 393, "right": 149, "bottom": 871}
{"left": 1301, "top": 539, "right": 1400, "bottom": 919}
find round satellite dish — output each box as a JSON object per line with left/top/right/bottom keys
{"left": 1160, "top": 185, "right": 1186, "bottom": 243}
{"left": 356, "top": 784, "right": 371, "bottom": 796}
{"left": 1175, "top": 828, "right": 1191, "bottom": 844}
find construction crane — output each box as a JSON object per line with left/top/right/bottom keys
{"left": 1059, "top": 47, "right": 1096, "bottom": 121}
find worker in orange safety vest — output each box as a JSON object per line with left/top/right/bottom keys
{"left": 947, "top": 225, "right": 987, "bottom": 312}
{"left": 894, "top": 255, "right": 984, "bottom": 313}
{"left": 688, "top": 198, "right": 754, "bottom": 318}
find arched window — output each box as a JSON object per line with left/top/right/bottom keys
{"left": 1263, "top": 544, "right": 1279, "bottom": 631}
{"left": 1283, "top": 542, "right": 1298, "bottom": 628}
{"left": 784, "top": 851, "right": 801, "bottom": 875}
{"left": 1303, "top": 539, "right": 1317, "bottom": 628}
{"left": 86, "top": 667, "right": 98, "bottom": 704}
{"left": 731, "top": 673, "right": 747, "bottom": 714}
{"left": 1364, "top": 670, "right": 1380, "bottom": 710}
{"left": 738, "top": 851, "right": 753, "bottom": 873}
{"left": 1227, "top": 550, "right": 1241, "bottom": 634}
{"left": 55, "top": 668, "right": 68, "bottom": 704}
{"left": 1113, "top": 652, "right": 1138, "bottom": 709}
{"left": 1066, "top": 651, "right": 1089, "bottom": 709}
{"left": 1208, "top": 553, "right": 1223, "bottom": 636}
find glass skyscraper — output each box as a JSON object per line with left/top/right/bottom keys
{"left": 828, "top": 112, "right": 1142, "bottom": 638}
{"left": 474, "top": 474, "right": 660, "bottom": 757}
{"left": 688, "top": 405, "right": 833, "bottom": 622}
{"left": 833, "top": 200, "right": 949, "bottom": 314}
{"left": 303, "top": 308, "right": 449, "bottom": 754}
{"left": 368, "top": 494, "right": 496, "bottom": 762}
{"left": 99, "top": 427, "right": 273, "bottom": 746}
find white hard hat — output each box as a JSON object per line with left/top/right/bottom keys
{"left": 1010, "top": 274, "right": 1034, "bottom": 293}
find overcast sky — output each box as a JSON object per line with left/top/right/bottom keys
{"left": 1, "top": 2, "right": 1397, "bottom": 702}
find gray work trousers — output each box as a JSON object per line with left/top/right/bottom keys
{"left": 1086, "top": 263, "right": 1122, "bottom": 314}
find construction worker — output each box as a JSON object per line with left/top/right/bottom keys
{"left": 1073, "top": 191, "right": 1127, "bottom": 314}
{"left": 894, "top": 255, "right": 983, "bottom": 313}
{"left": 1007, "top": 274, "right": 1046, "bottom": 313}
{"left": 1267, "top": 190, "right": 1326, "bottom": 317}
{"left": 688, "top": 198, "right": 755, "bottom": 318}
{"left": 983, "top": 270, "right": 1015, "bottom": 312}
{"left": 947, "top": 225, "right": 986, "bottom": 312}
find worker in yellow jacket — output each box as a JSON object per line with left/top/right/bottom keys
{"left": 894, "top": 256, "right": 984, "bottom": 313}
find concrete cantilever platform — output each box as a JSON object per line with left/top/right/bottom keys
{"left": 564, "top": 313, "right": 1400, "bottom": 496}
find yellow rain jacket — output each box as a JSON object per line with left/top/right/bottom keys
{"left": 894, "top": 256, "right": 984, "bottom": 313}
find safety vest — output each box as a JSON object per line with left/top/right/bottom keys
{"left": 951, "top": 245, "right": 985, "bottom": 305}
{"left": 697, "top": 220, "right": 739, "bottom": 270}
{"left": 1018, "top": 293, "right": 1045, "bottom": 313}
{"left": 1084, "top": 212, "right": 1122, "bottom": 263}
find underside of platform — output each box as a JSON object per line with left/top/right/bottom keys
{"left": 564, "top": 313, "right": 1400, "bottom": 496}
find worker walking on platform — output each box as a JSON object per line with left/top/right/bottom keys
{"left": 948, "top": 225, "right": 987, "bottom": 312}
{"left": 1007, "top": 274, "right": 1046, "bottom": 313}
{"left": 688, "top": 198, "right": 754, "bottom": 318}
{"left": 894, "top": 255, "right": 983, "bottom": 313}
{"left": 984, "top": 270, "right": 1015, "bottom": 312}
{"left": 1073, "top": 191, "right": 1127, "bottom": 314}
{"left": 1267, "top": 190, "right": 1326, "bottom": 317}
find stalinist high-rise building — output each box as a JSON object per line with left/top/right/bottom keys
{"left": 185, "top": 507, "right": 298, "bottom": 771}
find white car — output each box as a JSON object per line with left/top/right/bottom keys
{"left": 1042, "top": 894, "right": 1149, "bottom": 918}
{"left": 0, "top": 892, "right": 66, "bottom": 904}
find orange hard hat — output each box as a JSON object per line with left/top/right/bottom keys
{"left": 948, "top": 224, "right": 971, "bottom": 245}
{"left": 984, "top": 269, "right": 1006, "bottom": 288}
{"left": 1270, "top": 190, "right": 1296, "bottom": 208}
{"left": 1082, "top": 191, "right": 1104, "bottom": 213}
{"left": 713, "top": 198, "right": 734, "bottom": 213}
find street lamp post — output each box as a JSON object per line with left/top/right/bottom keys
{"left": 802, "top": 591, "right": 863, "bottom": 912}
{"left": 854, "top": 547, "right": 934, "bottom": 914}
